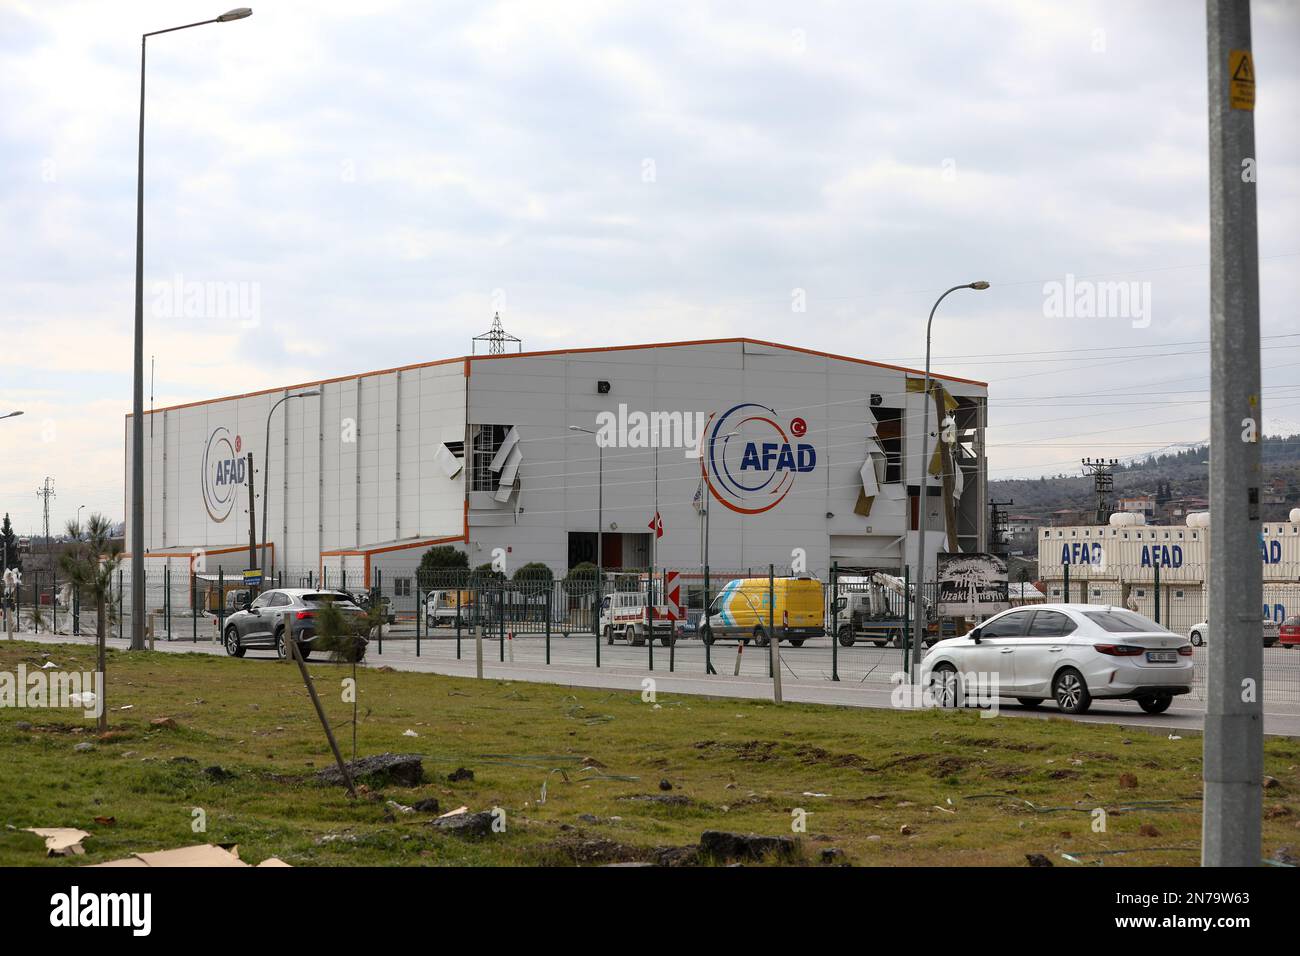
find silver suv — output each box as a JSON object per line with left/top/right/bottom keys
{"left": 222, "top": 589, "right": 369, "bottom": 661}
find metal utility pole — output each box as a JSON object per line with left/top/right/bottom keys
{"left": 988, "top": 498, "right": 1014, "bottom": 555}
{"left": 36, "top": 478, "right": 55, "bottom": 581}
{"left": 1204, "top": 0, "right": 1262, "bottom": 868}
{"left": 1081, "top": 458, "right": 1118, "bottom": 525}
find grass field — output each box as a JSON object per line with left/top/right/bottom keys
{"left": 1, "top": 640, "right": 1297, "bottom": 866}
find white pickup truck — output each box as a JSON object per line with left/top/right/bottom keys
{"left": 600, "top": 591, "right": 675, "bottom": 646}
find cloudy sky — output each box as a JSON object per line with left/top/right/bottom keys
{"left": 1, "top": 0, "right": 1297, "bottom": 535}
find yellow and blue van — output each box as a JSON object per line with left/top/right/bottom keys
{"left": 703, "top": 576, "right": 826, "bottom": 646}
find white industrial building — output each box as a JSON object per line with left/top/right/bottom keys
{"left": 124, "top": 337, "right": 989, "bottom": 603}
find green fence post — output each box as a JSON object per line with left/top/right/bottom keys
{"left": 902, "top": 565, "right": 911, "bottom": 678}
{"left": 595, "top": 581, "right": 601, "bottom": 668}
{"left": 647, "top": 569, "right": 654, "bottom": 672}
{"left": 456, "top": 588, "right": 462, "bottom": 660}
{"left": 1153, "top": 558, "right": 1161, "bottom": 624}
{"left": 217, "top": 567, "right": 224, "bottom": 640}
{"left": 498, "top": 588, "right": 505, "bottom": 662}
{"left": 545, "top": 587, "right": 551, "bottom": 665}
{"left": 415, "top": 587, "right": 422, "bottom": 657}
{"left": 191, "top": 569, "right": 198, "bottom": 643}
{"left": 117, "top": 569, "right": 123, "bottom": 640}
{"left": 165, "top": 565, "right": 171, "bottom": 640}
{"left": 831, "top": 562, "right": 840, "bottom": 682}
{"left": 1063, "top": 563, "right": 1070, "bottom": 606}
{"left": 667, "top": 570, "right": 675, "bottom": 673}
{"left": 759, "top": 567, "right": 769, "bottom": 681}
{"left": 375, "top": 568, "right": 383, "bottom": 656}
{"left": 704, "top": 563, "right": 714, "bottom": 675}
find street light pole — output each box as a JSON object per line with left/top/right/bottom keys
{"left": 260, "top": 391, "right": 321, "bottom": 580}
{"left": 130, "top": 8, "right": 253, "bottom": 651}
{"left": 912, "top": 281, "right": 989, "bottom": 682}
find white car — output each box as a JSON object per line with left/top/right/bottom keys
{"left": 1188, "top": 619, "right": 1279, "bottom": 647}
{"left": 921, "top": 604, "right": 1194, "bottom": 715}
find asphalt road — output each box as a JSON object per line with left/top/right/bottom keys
{"left": 11, "top": 627, "right": 1300, "bottom": 736}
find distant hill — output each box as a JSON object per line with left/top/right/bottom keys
{"left": 990, "top": 433, "right": 1300, "bottom": 524}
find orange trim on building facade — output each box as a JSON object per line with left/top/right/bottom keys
{"left": 126, "top": 337, "right": 986, "bottom": 421}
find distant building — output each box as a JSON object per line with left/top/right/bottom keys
{"left": 1116, "top": 495, "right": 1156, "bottom": 521}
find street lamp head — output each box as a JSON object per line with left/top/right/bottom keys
{"left": 292, "top": 390, "right": 321, "bottom": 398}
{"left": 969, "top": 281, "right": 990, "bottom": 290}
{"left": 1, "top": 411, "right": 22, "bottom": 420}
{"left": 217, "top": 8, "right": 253, "bottom": 21}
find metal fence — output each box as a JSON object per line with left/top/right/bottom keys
{"left": 8, "top": 559, "right": 1299, "bottom": 705}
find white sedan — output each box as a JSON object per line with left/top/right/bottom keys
{"left": 1188, "top": 619, "right": 1279, "bottom": 647}
{"left": 921, "top": 604, "right": 1194, "bottom": 715}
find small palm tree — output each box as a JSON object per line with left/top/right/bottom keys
{"left": 59, "top": 514, "right": 121, "bottom": 733}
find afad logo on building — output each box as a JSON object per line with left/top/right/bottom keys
{"left": 201, "top": 426, "right": 244, "bottom": 523}
{"left": 703, "top": 403, "right": 815, "bottom": 514}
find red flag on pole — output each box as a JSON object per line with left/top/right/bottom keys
{"left": 648, "top": 511, "right": 663, "bottom": 539}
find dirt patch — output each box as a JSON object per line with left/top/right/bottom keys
{"left": 953, "top": 736, "right": 1049, "bottom": 753}
{"left": 792, "top": 745, "right": 873, "bottom": 771}
{"left": 987, "top": 765, "right": 1032, "bottom": 780}
{"left": 694, "top": 739, "right": 780, "bottom": 763}
{"left": 931, "top": 756, "right": 974, "bottom": 777}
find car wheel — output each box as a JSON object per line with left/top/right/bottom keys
{"left": 837, "top": 625, "right": 855, "bottom": 647}
{"left": 753, "top": 627, "right": 769, "bottom": 647}
{"left": 1138, "top": 693, "right": 1172, "bottom": 714}
{"left": 223, "top": 626, "right": 245, "bottom": 658}
{"left": 1264, "top": 640, "right": 1277, "bottom": 648}
{"left": 626, "top": 625, "right": 641, "bottom": 646}
{"left": 604, "top": 625, "right": 613, "bottom": 645}
{"left": 701, "top": 625, "right": 714, "bottom": 646}
{"left": 1053, "top": 668, "right": 1091, "bottom": 715}
{"left": 789, "top": 639, "right": 805, "bottom": 647}
{"left": 1016, "top": 698, "right": 1044, "bottom": 709}
{"left": 930, "top": 663, "right": 960, "bottom": 708}
{"left": 659, "top": 633, "right": 673, "bottom": 647}
{"left": 1190, "top": 630, "right": 1204, "bottom": 647}
{"left": 274, "top": 627, "right": 287, "bottom": 659}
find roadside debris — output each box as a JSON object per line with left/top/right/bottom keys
{"left": 88, "top": 844, "right": 289, "bottom": 867}
{"left": 698, "top": 830, "right": 797, "bottom": 863}
{"left": 25, "top": 828, "right": 90, "bottom": 857}
{"left": 317, "top": 753, "right": 424, "bottom": 788}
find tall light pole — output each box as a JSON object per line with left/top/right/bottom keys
{"left": 912, "top": 281, "right": 989, "bottom": 682}
{"left": 76, "top": 505, "right": 85, "bottom": 536}
{"left": 260, "top": 391, "right": 321, "bottom": 580}
{"left": 130, "top": 8, "right": 253, "bottom": 651}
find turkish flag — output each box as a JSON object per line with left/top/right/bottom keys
{"left": 648, "top": 512, "right": 664, "bottom": 538}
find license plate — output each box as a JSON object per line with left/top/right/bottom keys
{"left": 1146, "top": 650, "right": 1177, "bottom": 663}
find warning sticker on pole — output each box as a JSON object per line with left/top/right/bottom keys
{"left": 1229, "top": 49, "right": 1255, "bottom": 111}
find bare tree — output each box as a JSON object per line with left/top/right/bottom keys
{"left": 59, "top": 514, "right": 121, "bottom": 733}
